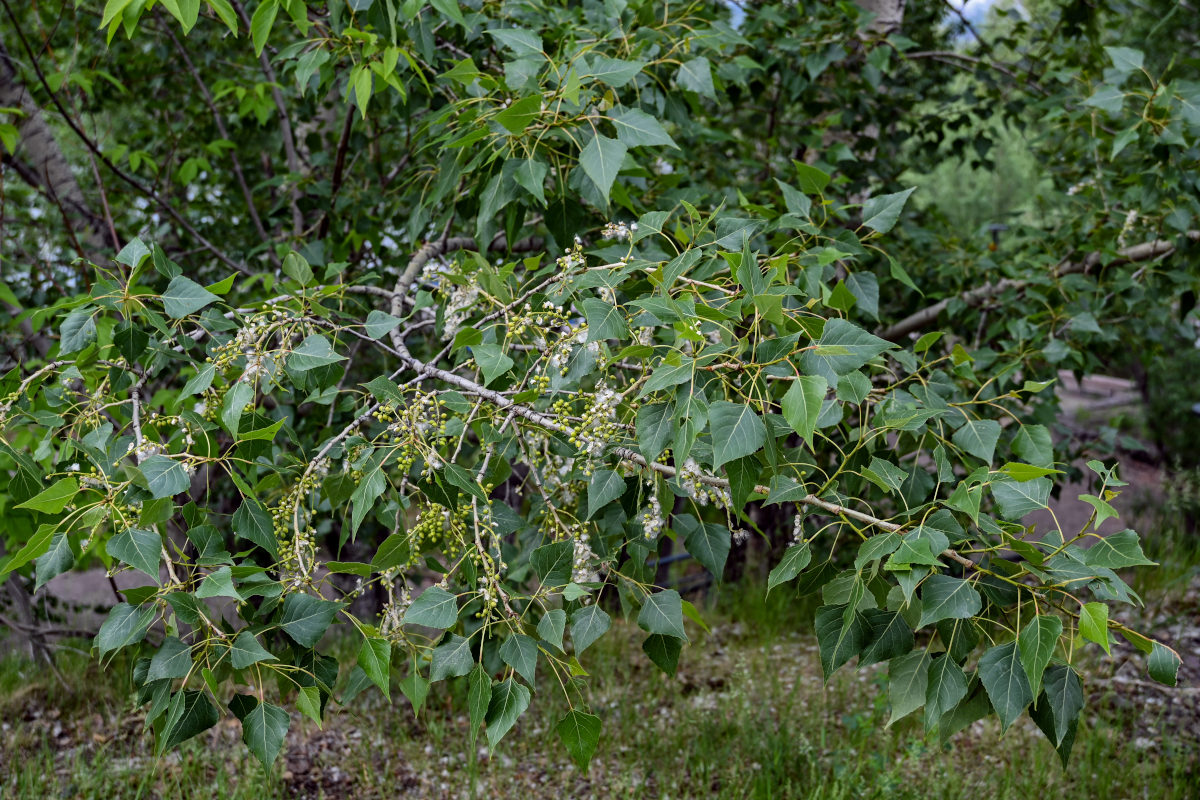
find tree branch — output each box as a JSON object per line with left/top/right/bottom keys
{"left": 878, "top": 232, "right": 1200, "bottom": 341}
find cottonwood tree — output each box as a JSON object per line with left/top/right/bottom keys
{"left": 0, "top": 0, "right": 1194, "bottom": 770}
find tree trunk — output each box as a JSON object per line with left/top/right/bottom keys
{"left": 0, "top": 39, "right": 107, "bottom": 260}
{"left": 858, "top": 0, "right": 906, "bottom": 34}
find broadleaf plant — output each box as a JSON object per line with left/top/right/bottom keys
{"left": 0, "top": 0, "right": 1192, "bottom": 775}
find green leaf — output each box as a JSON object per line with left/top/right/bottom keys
{"left": 1147, "top": 642, "right": 1180, "bottom": 687}
{"left": 815, "top": 604, "right": 867, "bottom": 680}
{"left": 499, "top": 633, "right": 538, "bottom": 685}
{"left": 952, "top": 420, "right": 1001, "bottom": 464}
{"left": 1013, "top": 425, "right": 1054, "bottom": 467}
{"left": 35, "top": 533, "right": 75, "bottom": 591}
{"left": 859, "top": 609, "right": 914, "bottom": 666}
{"left": 357, "top": 637, "right": 392, "bottom": 698}
{"left": 1105, "top": 46, "right": 1144, "bottom": 76}
{"left": 570, "top": 605, "right": 611, "bottom": 655}
{"left": 991, "top": 477, "right": 1052, "bottom": 520}
{"left": 639, "top": 358, "right": 696, "bottom": 397}
{"left": 509, "top": 158, "right": 548, "bottom": 205}
{"left": 1083, "top": 84, "right": 1125, "bottom": 114}
{"left": 1018, "top": 615, "right": 1063, "bottom": 698}
{"left": 147, "top": 636, "right": 192, "bottom": 681}
{"left": 608, "top": 107, "right": 677, "bottom": 148}
{"left": 0, "top": 524, "right": 57, "bottom": 578}
{"left": 642, "top": 633, "right": 683, "bottom": 675}
{"left": 864, "top": 456, "right": 907, "bottom": 495}
{"left": 582, "top": 298, "right": 628, "bottom": 342}
{"left": 917, "top": 575, "right": 982, "bottom": 629}
{"left": 1040, "top": 664, "right": 1083, "bottom": 746}
{"left": 472, "top": 343, "right": 514, "bottom": 386}
{"left": 485, "top": 28, "right": 543, "bottom": 57}
{"left": 96, "top": 603, "right": 155, "bottom": 657}
{"left": 579, "top": 134, "right": 627, "bottom": 205}
{"left": 978, "top": 641, "right": 1033, "bottom": 731}
{"left": 588, "top": 56, "right": 645, "bottom": 87}
{"left": 1079, "top": 602, "right": 1110, "bottom": 653}
{"left": 888, "top": 650, "right": 930, "bottom": 725}
{"left": 681, "top": 519, "right": 730, "bottom": 581}
{"left": 399, "top": 671, "right": 430, "bottom": 713}
{"left": 431, "top": 634, "right": 474, "bottom": 682}
{"left": 775, "top": 179, "right": 812, "bottom": 218}
{"left": 708, "top": 401, "right": 766, "bottom": 469}
{"left": 924, "top": 654, "right": 968, "bottom": 731}
{"left": 861, "top": 187, "right": 916, "bottom": 234}
{"left": 114, "top": 321, "right": 149, "bottom": 362}
{"left": 278, "top": 593, "right": 341, "bottom": 647}
{"left": 288, "top": 334, "right": 346, "bottom": 371}
{"left": 800, "top": 319, "right": 893, "bottom": 383}
{"left": 106, "top": 528, "right": 161, "bottom": 579}
{"left": 1083, "top": 529, "right": 1155, "bottom": 569}
{"left": 855, "top": 532, "right": 901, "bottom": 569}
{"left": 16, "top": 477, "right": 79, "bottom": 513}
{"left": 556, "top": 710, "right": 601, "bottom": 771}
{"left": 494, "top": 95, "right": 541, "bottom": 135}
{"left": 140, "top": 456, "right": 190, "bottom": 499}
{"left": 370, "top": 532, "right": 410, "bottom": 572}
{"left": 364, "top": 310, "right": 403, "bottom": 339}
{"left": 636, "top": 403, "right": 674, "bottom": 461}
{"left": 442, "top": 464, "right": 488, "bottom": 502}
{"left": 430, "top": 0, "right": 464, "bottom": 24}
{"left": 207, "top": 0, "right": 239, "bottom": 34}
{"left": 162, "top": 276, "right": 219, "bottom": 318}
{"left": 230, "top": 632, "right": 276, "bottom": 670}
{"left": 637, "top": 589, "right": 687, "bottom": 639}
{"left": 793, "top": 162, "right": 831, "bottom": 194}
{"left": 352, "top": 65, "right": 372, "bottom": 119}
{"left": 101, "top": 0, "right": 136, "bottom": 28}
{"left": 240, "top": 417, "right": 284, "bottom": 441}
{"left": 404, "top": 586, "right": 458, "bottom": 629}
{"left": 537, "top": 609, "right": 566, "bottom": 651}
{"left": 485, "top": 678, "right": 531, "bottom": 749}
{"left": 250, "top": 0, "right": 278, "bottom": 56}
{"left": 233, "top": 499, "right": 278, "bottom": 558}
{"left": 295, "top": 685, "right": 322, "bottom": 726}
{"left": 195, "top": 566, "right": 240, "bottom": 601}
{"left": 1000, "top": 462, "right": 1062, "bottom": 481}
{"left": 281, "top": 250, "right": 312, "bottom": 285}
{"left": 781, "top": 375, "right": 827, "bottom": 448}
{"left": 221, "top": 381, "right": 252, "bottom": 438}
{"left": 676, "top": 57, "right": 715, "bottom": 98}
{"left": 531, "top": 540, "right": 573, "bottom": 587}
{"left": 160, "top": 690, "right": 218, "bottom": 752}
{"left": 229, "top": 694, "right": 289, "bottom": 768}
{"left": 468, "top": 664, "right": 491, "bottom": 744}
{"left": 766, "top": 542, "right": 812, "bottom": 594}
{"left": 587, "top": 469, "right": 626, "bottom": 519}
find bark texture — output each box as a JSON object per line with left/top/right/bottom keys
{"left": 858, "top": 0, "right": 906, "bottom": 34}
{"left": 0, "top": 39, "right": 106, "bottom": 258}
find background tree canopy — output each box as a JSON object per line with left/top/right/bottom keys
{"left": 0, "top": 0, "right": 1196, "bottom": 773}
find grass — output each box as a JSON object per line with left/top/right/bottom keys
{"left": 2, "top": 531, "right": 1198, "bottom": 799}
